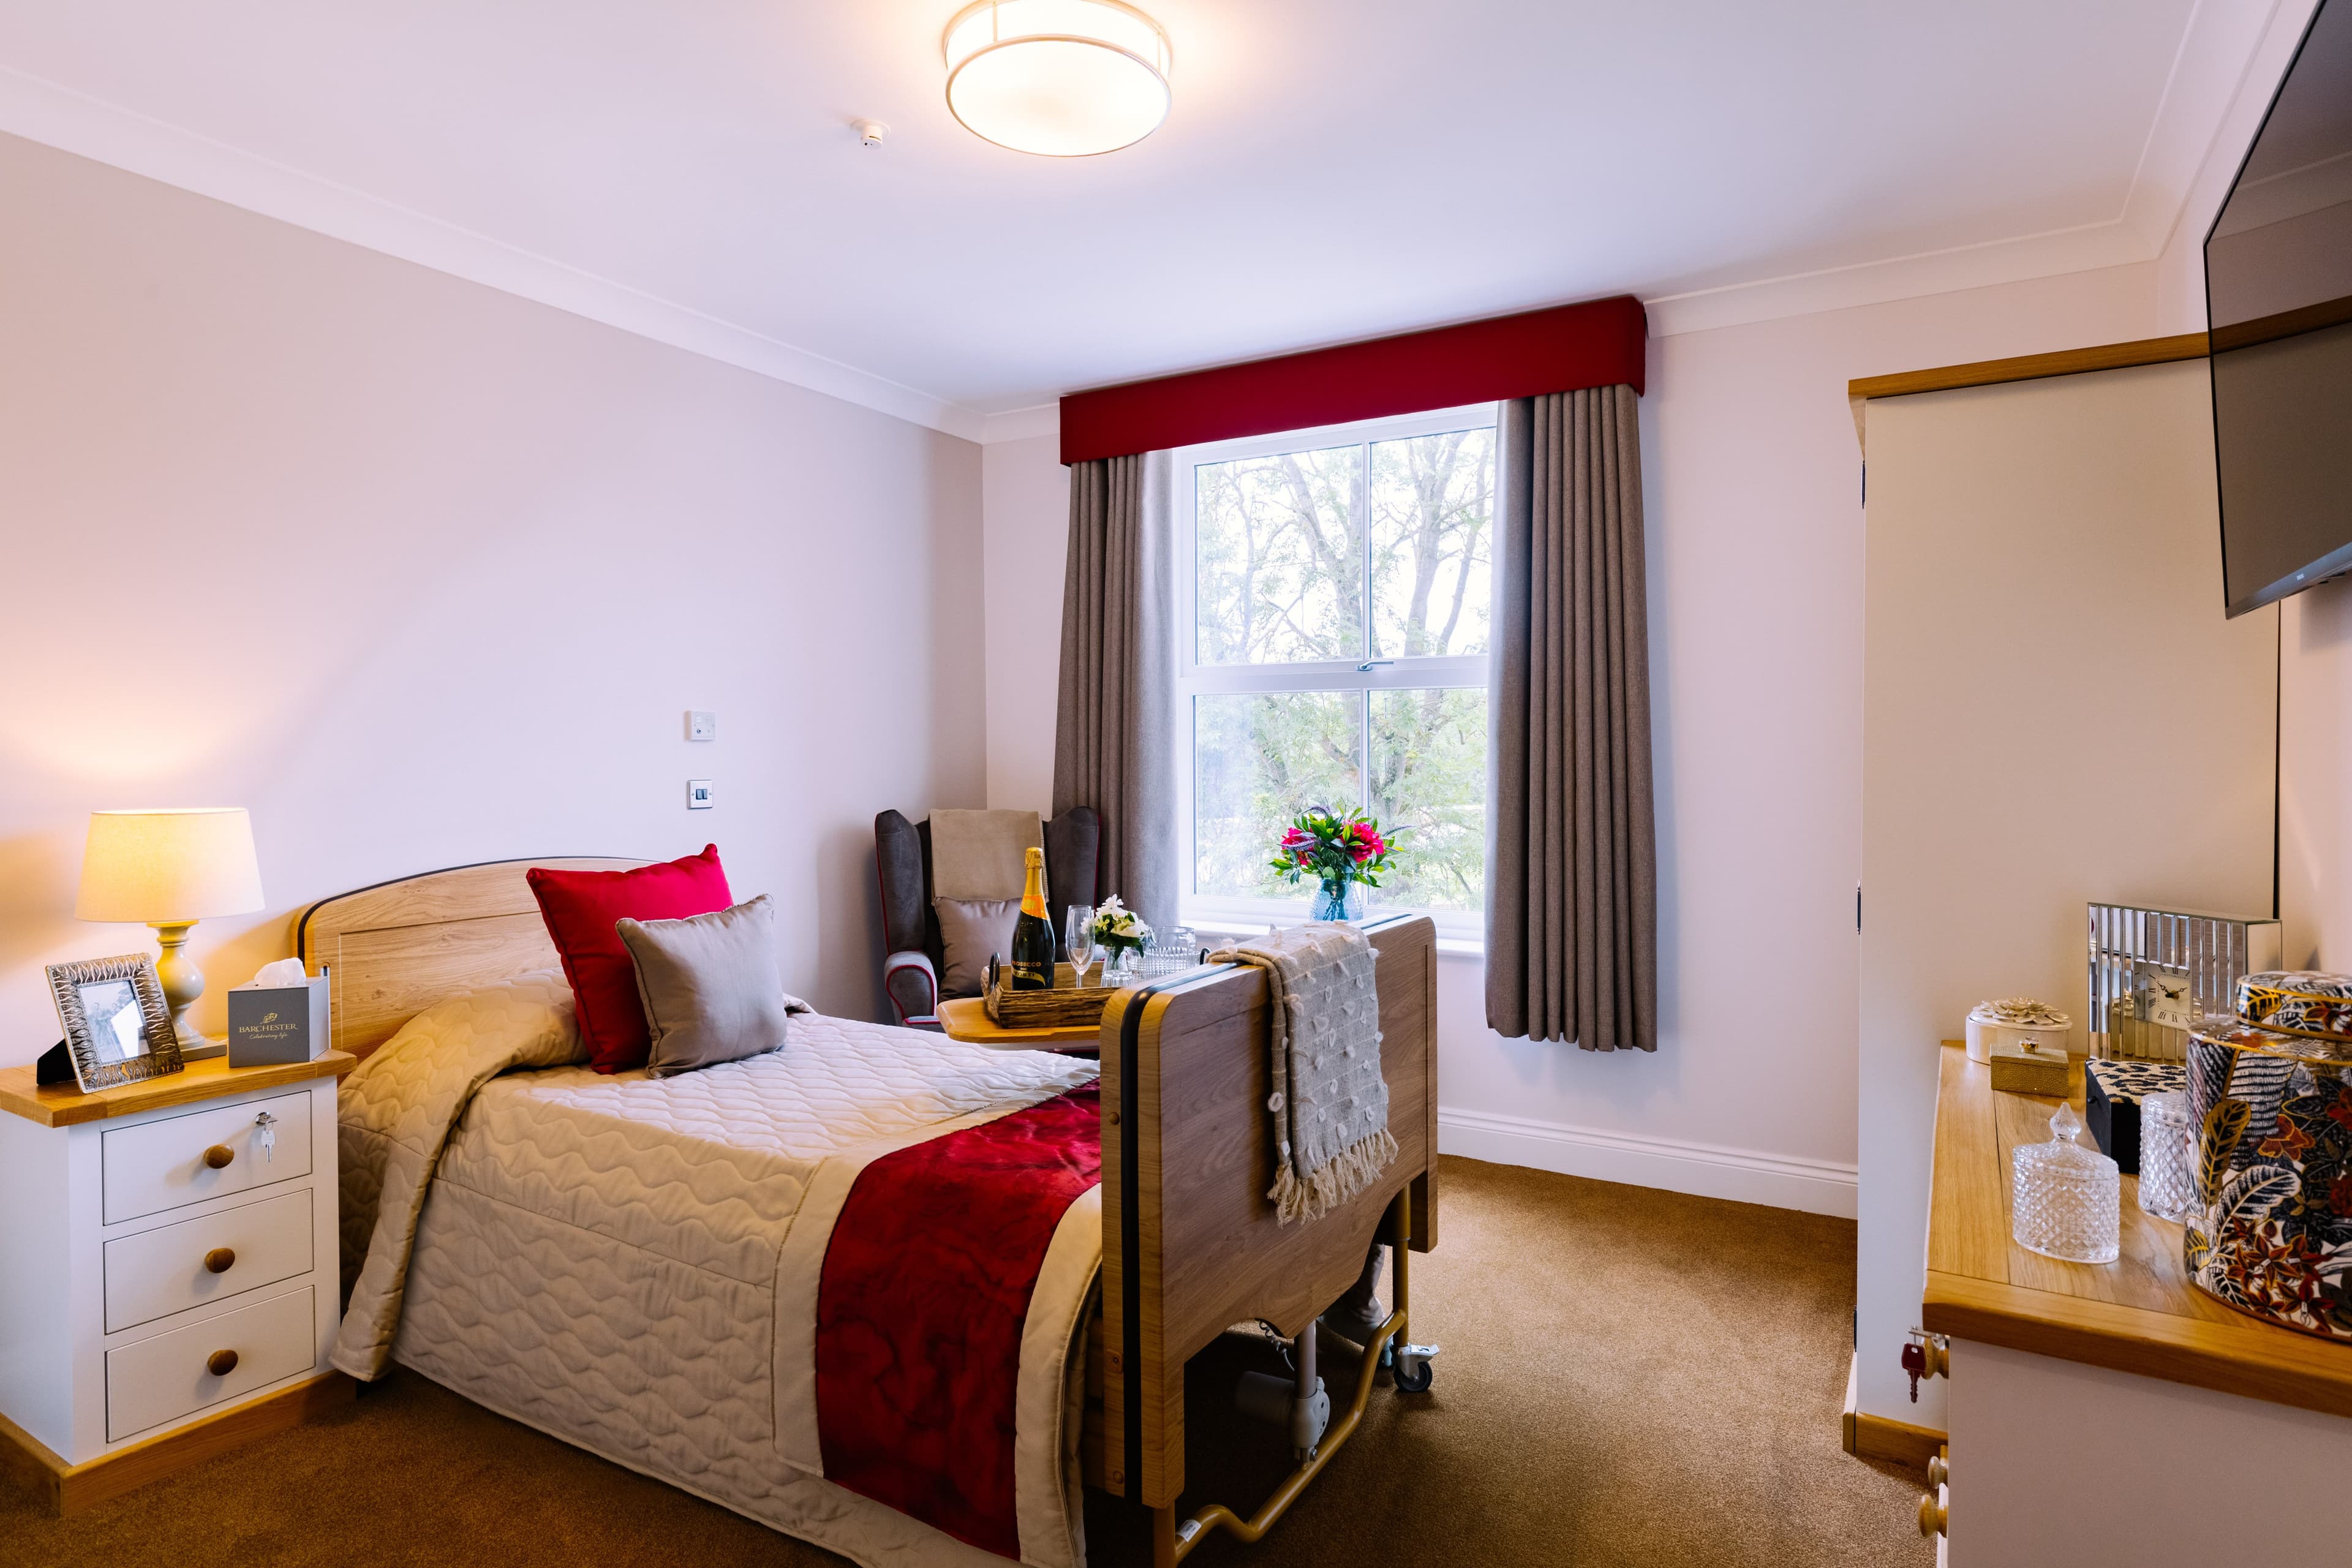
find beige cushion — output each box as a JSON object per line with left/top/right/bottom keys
{"left": 934, "top": 896, "right": 1020, "bottom": 997}
{"left": 616, "top": 895, "right": 792, "bottom": 1076}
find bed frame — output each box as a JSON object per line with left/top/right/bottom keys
{"left": 296, "top": 857, "right": 1438, "bottom": 1566}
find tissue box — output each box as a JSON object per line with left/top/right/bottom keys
{"left": 228, "top": 974, "right": 330, "bottom": 1066}
{"left": 2084, "top": 1058, "right": 2187, "bottom": 1173}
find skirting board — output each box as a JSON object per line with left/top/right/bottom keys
{"left": 1436, "top": 1106, "right": 1858, "bottom": 1218}
{"left": 0, "top": 1371, "right": 353, "bottom": 1516}
{"left": 1841, "top": 1351, "right": 1945, "bottom": 1476}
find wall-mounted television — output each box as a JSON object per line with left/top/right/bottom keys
{"left": 2207, "top": 0, "right": 2352, "bottom": 618}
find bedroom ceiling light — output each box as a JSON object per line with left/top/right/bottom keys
{"left": 943, "top": 0, "right": 1172, "bottom": 157}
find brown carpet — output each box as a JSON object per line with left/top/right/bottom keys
{"left": 1, "top": 1156, "right": 1928, "bottom": 1568}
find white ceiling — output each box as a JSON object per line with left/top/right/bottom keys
{"left": 0, "top": 1, "right": 2307, "bottom": 438}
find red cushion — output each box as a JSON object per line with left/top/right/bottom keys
{"left": 528, "top": 846, "right": 733, "bottom": 1072}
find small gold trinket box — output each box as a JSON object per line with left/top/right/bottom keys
{"left": 1989, "top": 1038, "right": 2070, "bottom": 1096}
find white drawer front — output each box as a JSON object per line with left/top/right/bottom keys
{"left": 105, "top": 1284, "right": 315, "bottom": 1441}
{"left": 103, "top": 1188, "right": 314, "bottom": 1333}
{"left": 102, "top": 1090, "right": 312, "bottom": 1224}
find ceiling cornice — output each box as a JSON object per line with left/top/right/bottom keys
{"left": 0, "top": 63, "right": 993, "bottom": 442}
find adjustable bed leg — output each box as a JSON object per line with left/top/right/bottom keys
{"left": 1387, "top": 1183, "right": 1440, "bottom": 1394}
{"left": 1162, "top": 1191, "right": 1421, "bottom": 1562}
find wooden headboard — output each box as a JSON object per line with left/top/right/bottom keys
{"left": 295, "top": 858, "right": 643, "bottom": 1058}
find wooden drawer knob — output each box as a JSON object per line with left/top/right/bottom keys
{"left": 204, "top": 1247, "right": 236, "bottom": 1275}
{"left": 206, "top": 1348, "right": 239, "bottom": 1378}
{"left": 203, "top": 1144, "right": 236, "bottom": 1170}
{"left": 1918, "top": 1490, "right": 1946, "bottom": 1538}
{"left": 1926, "top": 1453, "right": 1948, "bottom": 1488}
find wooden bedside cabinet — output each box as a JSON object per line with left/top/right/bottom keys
{"left": 0, "top": 1050, "right": 356, "bottom": 1515}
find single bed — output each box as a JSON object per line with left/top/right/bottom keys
{"left": 301, "top": 858, "right": 1438, "bottom": 1568}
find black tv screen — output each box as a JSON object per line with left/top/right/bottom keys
{"left": 2207, "top": 0, "right": 2352, "bottom": 618}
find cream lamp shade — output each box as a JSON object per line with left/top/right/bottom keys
{"left": 75, "top": 809, "right": 265, "bottom": 924}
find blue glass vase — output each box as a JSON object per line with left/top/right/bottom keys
{"left": 1310, "top": 871, "right": 1365, "bottom": 922}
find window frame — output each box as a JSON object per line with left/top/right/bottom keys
{"left": 1172, "top": 401, "right": 1498, "bottom": 943}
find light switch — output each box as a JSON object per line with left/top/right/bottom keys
{"left": 687, "top": 711, "right": 717, "bottom": 742}
{"left": 687, "top": 779, "right": 714, "bottom": 810}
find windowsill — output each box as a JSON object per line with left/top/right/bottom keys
{"left": 1182, "top": 914, "right": 1486, "bottom": 960}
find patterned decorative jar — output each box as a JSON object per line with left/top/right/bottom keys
{"left": 2185, "top": 979, "right": 2352, "bottom": 1340}
{"left": 2012, "top": 1103, "right": 2120, "bottom": 1264}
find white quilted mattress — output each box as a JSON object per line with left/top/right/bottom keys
{"left": 382, "top": 1005, "right": 1102, "bottom": 1568}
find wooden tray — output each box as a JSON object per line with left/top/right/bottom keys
{"left": 985, "top": 964, "right": 1117, "bottom": 1028}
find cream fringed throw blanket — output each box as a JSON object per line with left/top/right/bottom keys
{"left": 1209, "top": 922, "right": 1396, "bottom": 1224}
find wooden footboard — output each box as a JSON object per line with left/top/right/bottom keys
{"left": 1091, "top": 914, "right": 1438, "bottom": 1512}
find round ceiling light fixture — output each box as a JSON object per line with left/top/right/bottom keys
{"left": 943, "top": 0, "right": 1172, "bottom": 157}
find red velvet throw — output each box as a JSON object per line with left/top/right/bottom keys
{"left": 816, "top": 1084, "right": 1102, "bottom": 1559}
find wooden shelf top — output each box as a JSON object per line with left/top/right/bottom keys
{"left": 1923, "top": 1041, "right": 2352, "bottom": 1419}
{"left": 0, "top": 1051, "right": 357, "bottom": 1129}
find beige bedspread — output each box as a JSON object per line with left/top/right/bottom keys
{"left": 333, "top": 971, "right": 1103, "bottom": 1568}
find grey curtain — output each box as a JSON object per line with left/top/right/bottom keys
{"left": 1053, "top": 451, "right": 1178, "bottom": 932}
{"left": 1485, "top": 387, "right": 1657, "bottom": 1050}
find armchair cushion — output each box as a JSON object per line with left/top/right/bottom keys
{"left": 934, "top": 897, "right": 1020, "bottom": 997}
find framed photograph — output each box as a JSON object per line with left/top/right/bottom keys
{"left": 46, "top": 954, "right": 184, "bottom": 1091}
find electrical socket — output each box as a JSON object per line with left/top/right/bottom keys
{"left": 687, "top": 710, "right": 717, "bottom": 742}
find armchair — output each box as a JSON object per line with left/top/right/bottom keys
{"left": 874, "top": 807, "right": 1099, "bottom": 1028}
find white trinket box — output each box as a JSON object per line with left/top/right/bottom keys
{"left": 1965, "top": 998, "right": 2073, "bottom": 1064}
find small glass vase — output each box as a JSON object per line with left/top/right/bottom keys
{"left": 2136, "top": 1089, "right": 2197, "bottom": 1224}
{"left": 1310, "top": 872, "right": 1366, "bottom": 922}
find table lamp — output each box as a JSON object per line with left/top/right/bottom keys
{"left": 75, "top": 808, "right": 265, "bottom": 1054}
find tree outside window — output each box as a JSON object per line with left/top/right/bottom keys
{"left": 1178, "top": 407, "right": 1494, "bottom": 938}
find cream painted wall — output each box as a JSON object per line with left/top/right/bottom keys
{"left": 981, "top": 434, "right": 1069, "bottom": 816}
{"left": 978, "top": 260, "right": 2185, "bottom": 1225}
{"left": 2280, "top": 578, "right": 2352, "bottom": 969}
{"left": 0, "top": 133, "right": 987, "bottom": 1061}
{"left": 1858, "top": 360, "right": 2276, "bottom": 1431}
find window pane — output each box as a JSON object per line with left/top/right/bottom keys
{"left": 1194, "top": 445, "right": 1362, "bottom": 665}
{"left": 1369, "top": 427, "right": 1493, "bottom": 659}
{"left": 1368, "top": 688, "right": 1487, "bottom": 912}
{"left": 1193, "top": 691, "right": 1364, "bottom": 898}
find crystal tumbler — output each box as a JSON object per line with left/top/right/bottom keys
{"left": 2135, "top": 1089, "right": 2196, "bottom": 1224}
{"left": 2013, "top": 1103, "right": 2120, "bottom": 1263}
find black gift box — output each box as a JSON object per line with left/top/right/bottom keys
{"left": 2084, "top": 1058, "right": 2187, "bottom": 1174}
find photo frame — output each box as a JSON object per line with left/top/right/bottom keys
{"left": 46, "top": 953, "right": 185, "bottom": 1092}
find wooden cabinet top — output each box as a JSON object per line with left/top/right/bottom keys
{"left": 0, "top": 1052, "right": 356, "bottom": 1129}
{"left": 1924, "top": 1041, "right": 2352, "bottom": 1419}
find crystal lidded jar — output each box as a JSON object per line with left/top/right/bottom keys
{"left": 2013, "top": 1103, "right": 2120, "bottom": 1263}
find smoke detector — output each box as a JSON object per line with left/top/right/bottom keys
{"left": 853, "top": 119, "right": 888, "bottom": 149}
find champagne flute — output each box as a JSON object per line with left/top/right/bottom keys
{"left": 1065, "top": 906, "right": 1096, "bottom": 986}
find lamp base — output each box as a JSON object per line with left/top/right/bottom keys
{"left": 149, "top": 920, "right": 211, "bottom": 1055}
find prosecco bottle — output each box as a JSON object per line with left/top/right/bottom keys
{"left": 1009, "top": 845, "right": 1058, "bottom": 990}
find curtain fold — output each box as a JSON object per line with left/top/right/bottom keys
{"left": 1052, "top": 451, "right": 1178, "bottom": 933}
{"left": 1485, "top": 387, "right": 1657, "bottom": 1050}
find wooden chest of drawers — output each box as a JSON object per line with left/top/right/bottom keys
{"left": 0, "top": 1052, "right": 355, "bottom": 1513}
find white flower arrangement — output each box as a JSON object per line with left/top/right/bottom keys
{"left": 1089, "top": 895, "right": 1153, "bottom": 956}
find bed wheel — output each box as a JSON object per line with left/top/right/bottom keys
{"left": 1392, "top": 1343, "right": 1438, "bottom": 1393}
{"left": 1393, "top": 1358, "right": 1433, "bottom": 1393}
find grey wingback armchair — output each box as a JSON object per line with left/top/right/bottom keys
{"left": 873, "top": 807, "right": 1100, "bottom": 1028}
